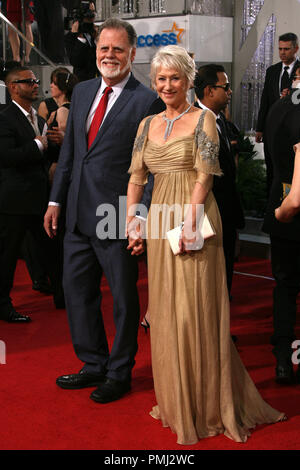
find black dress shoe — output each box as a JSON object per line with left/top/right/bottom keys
{"left": 32, "top": 280, "right": 53, "bottom": 295}
{"left": 1, "top": 308, "right": 32, "bottom": 323}
{"left": 56, "top": 370, "right": 106, "bottom": 389}
{"left": 90, "top": 377, "right": 131, "bottom": 403}
{"left": 275, "top": 360, "right": 294, "bottom": 385}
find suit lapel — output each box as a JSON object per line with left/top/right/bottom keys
{"left": 82, "top": 78, "right": 102, "bottom": 125}
{"left": 218, "top": 129, "right": 229, "bottom": 152}
{"left": 272, "top": 62, "right": 282, "bottom": 99}
{"left": 11, "top": 103, "right": 36, "bottom": 138}
{"left": 75, "top": 78, "right": 102, "bottom": 153}
{"left": 76, "top": 78, "right": 101, "bottom": 137}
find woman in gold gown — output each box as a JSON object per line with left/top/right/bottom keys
{"left": 126, "top": 45, "right": 285, "bottom": 445}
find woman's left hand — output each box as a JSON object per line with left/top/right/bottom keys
{"left": 179, "top": 228, "right": 203, "bottom": 254}
{"left": 179, "top": 229, "right": 192, "bottom": 254}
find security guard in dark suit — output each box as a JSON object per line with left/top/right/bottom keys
{"left": 263, "top": 74, "right": 300, "bottom": 385}
{"left": 0, "top": 66, "right": 49, "bottom": 322}
{"left": 256, "top": 32, "right": 300, "bottom": 194}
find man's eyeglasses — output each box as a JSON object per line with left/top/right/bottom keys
{"left": 12, "top": 79, "right": 40, "bottom": 86}
{"left": 212, "top": 83, "right": 231, "bottom": 92}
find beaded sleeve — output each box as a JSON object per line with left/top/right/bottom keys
{"left": 193, "top": 109, "right": 222, "bottom": 178}
{"left": 128, "top": 116, "right": 154, "bottom": 186}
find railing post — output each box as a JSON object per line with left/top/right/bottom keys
{"left": 0, "top": 10, "right": 56, "bottom": 68}
{"left": 20, "top": 0, "right": 26, "bottom": 65}
{"left": 2, "top": 18, "right": 7, "bottom": 62}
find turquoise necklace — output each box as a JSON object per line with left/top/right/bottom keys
{"left": 162, "top": 104, "right": 192, "bottom": 140}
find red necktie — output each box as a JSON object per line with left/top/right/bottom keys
{"left": 87, "top": 86, "right": 113, "bottom": 149}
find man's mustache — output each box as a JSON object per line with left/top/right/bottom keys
{"left": 101, "top": 60, "right": 121, "bottom": 66}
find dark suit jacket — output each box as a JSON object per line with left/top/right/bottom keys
{"left": 195, "top": 103, "right": 244, "bottom": 230}
{"left": 0, "top": 103, "right": 49, "bottom": 215}
{"left": 256, "top": 60, "right": 300, "bottom": 133}
{"left": 213, "top": 112, "right": 244, "bottom": 230}
{"left": 50, "top": 74, "right": 162, "bottom": 236}
{"left": 262, "top": 90, "right": 300, "bottom": 241}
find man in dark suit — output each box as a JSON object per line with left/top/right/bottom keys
{"left": 0, "top": 66, "right": 49, "bottom": 322}
{"left": 263, "top": 70, "right": 300, "bottom": 385}
{"left": 194, "top": 64, "right": 244, "bottom": 296}
{"left": 256, "top": 32, "right": 300, "bottom": 194}
{"left": 0, "top": 59, "right": 53, "bottom": 296}
{"left": 44, "top": 18, "right": 162, "bottom": 403}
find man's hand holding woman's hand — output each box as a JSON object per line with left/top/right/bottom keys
{"left": 126, "top": 217, "right": 145, "bottom": 256}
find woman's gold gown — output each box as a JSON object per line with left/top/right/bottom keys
{"left": 129, "top": 110, "right": 285, "bottom": 445}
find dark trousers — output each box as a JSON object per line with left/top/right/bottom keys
{"left": 270, "top": 236, "right": 300, "bottom": 361}
{"left": 22, "top": 230, "right": 48, "bottom": 283}
{"left": 263, "top": 138, "right": 273, "bottom": 197}
{"left": 0, "top": 213, "right": 51, "bottom": 315}
{"left": 22, "top": 215, "right": 65, "bottom": 307}
{"left": 63, "top": 229, "right": 140, "bottom": 381}
{"left": 222, "top": 226, "right": 237, "bottom": 296}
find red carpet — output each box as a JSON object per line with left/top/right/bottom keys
{"left": 0, "top": 256, "right": 299, "bottom": 450}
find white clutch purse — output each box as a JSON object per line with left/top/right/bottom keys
{"left": 166, "top": 214, "right": 215, "bottom": 255}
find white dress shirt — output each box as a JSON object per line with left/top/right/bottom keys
{"left": 12, "top": 100, "right": 46, "bottom": 151}
{"left": 279, "top": 59, "right": 298, "bottom": 94}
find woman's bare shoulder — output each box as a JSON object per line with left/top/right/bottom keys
{"left": 57, "top": 106, "right": 69, "bottom": 125}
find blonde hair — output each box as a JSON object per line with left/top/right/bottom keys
{"left": 150, "top": 45, "right": 196, "bottom": 90}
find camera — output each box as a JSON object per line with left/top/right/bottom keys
{"left": 64, "top": 1, "right": 95, "bottom": 34}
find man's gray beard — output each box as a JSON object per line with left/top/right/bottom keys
{"left": 99, "top": 63, "right": 121, "bottom": 79}
{"left": 98, "top": 57, "right": 132, "bottom": 79}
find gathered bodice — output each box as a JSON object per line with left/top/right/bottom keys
{"left": 144, "top": 136, "right": 195, "bottom": 174}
